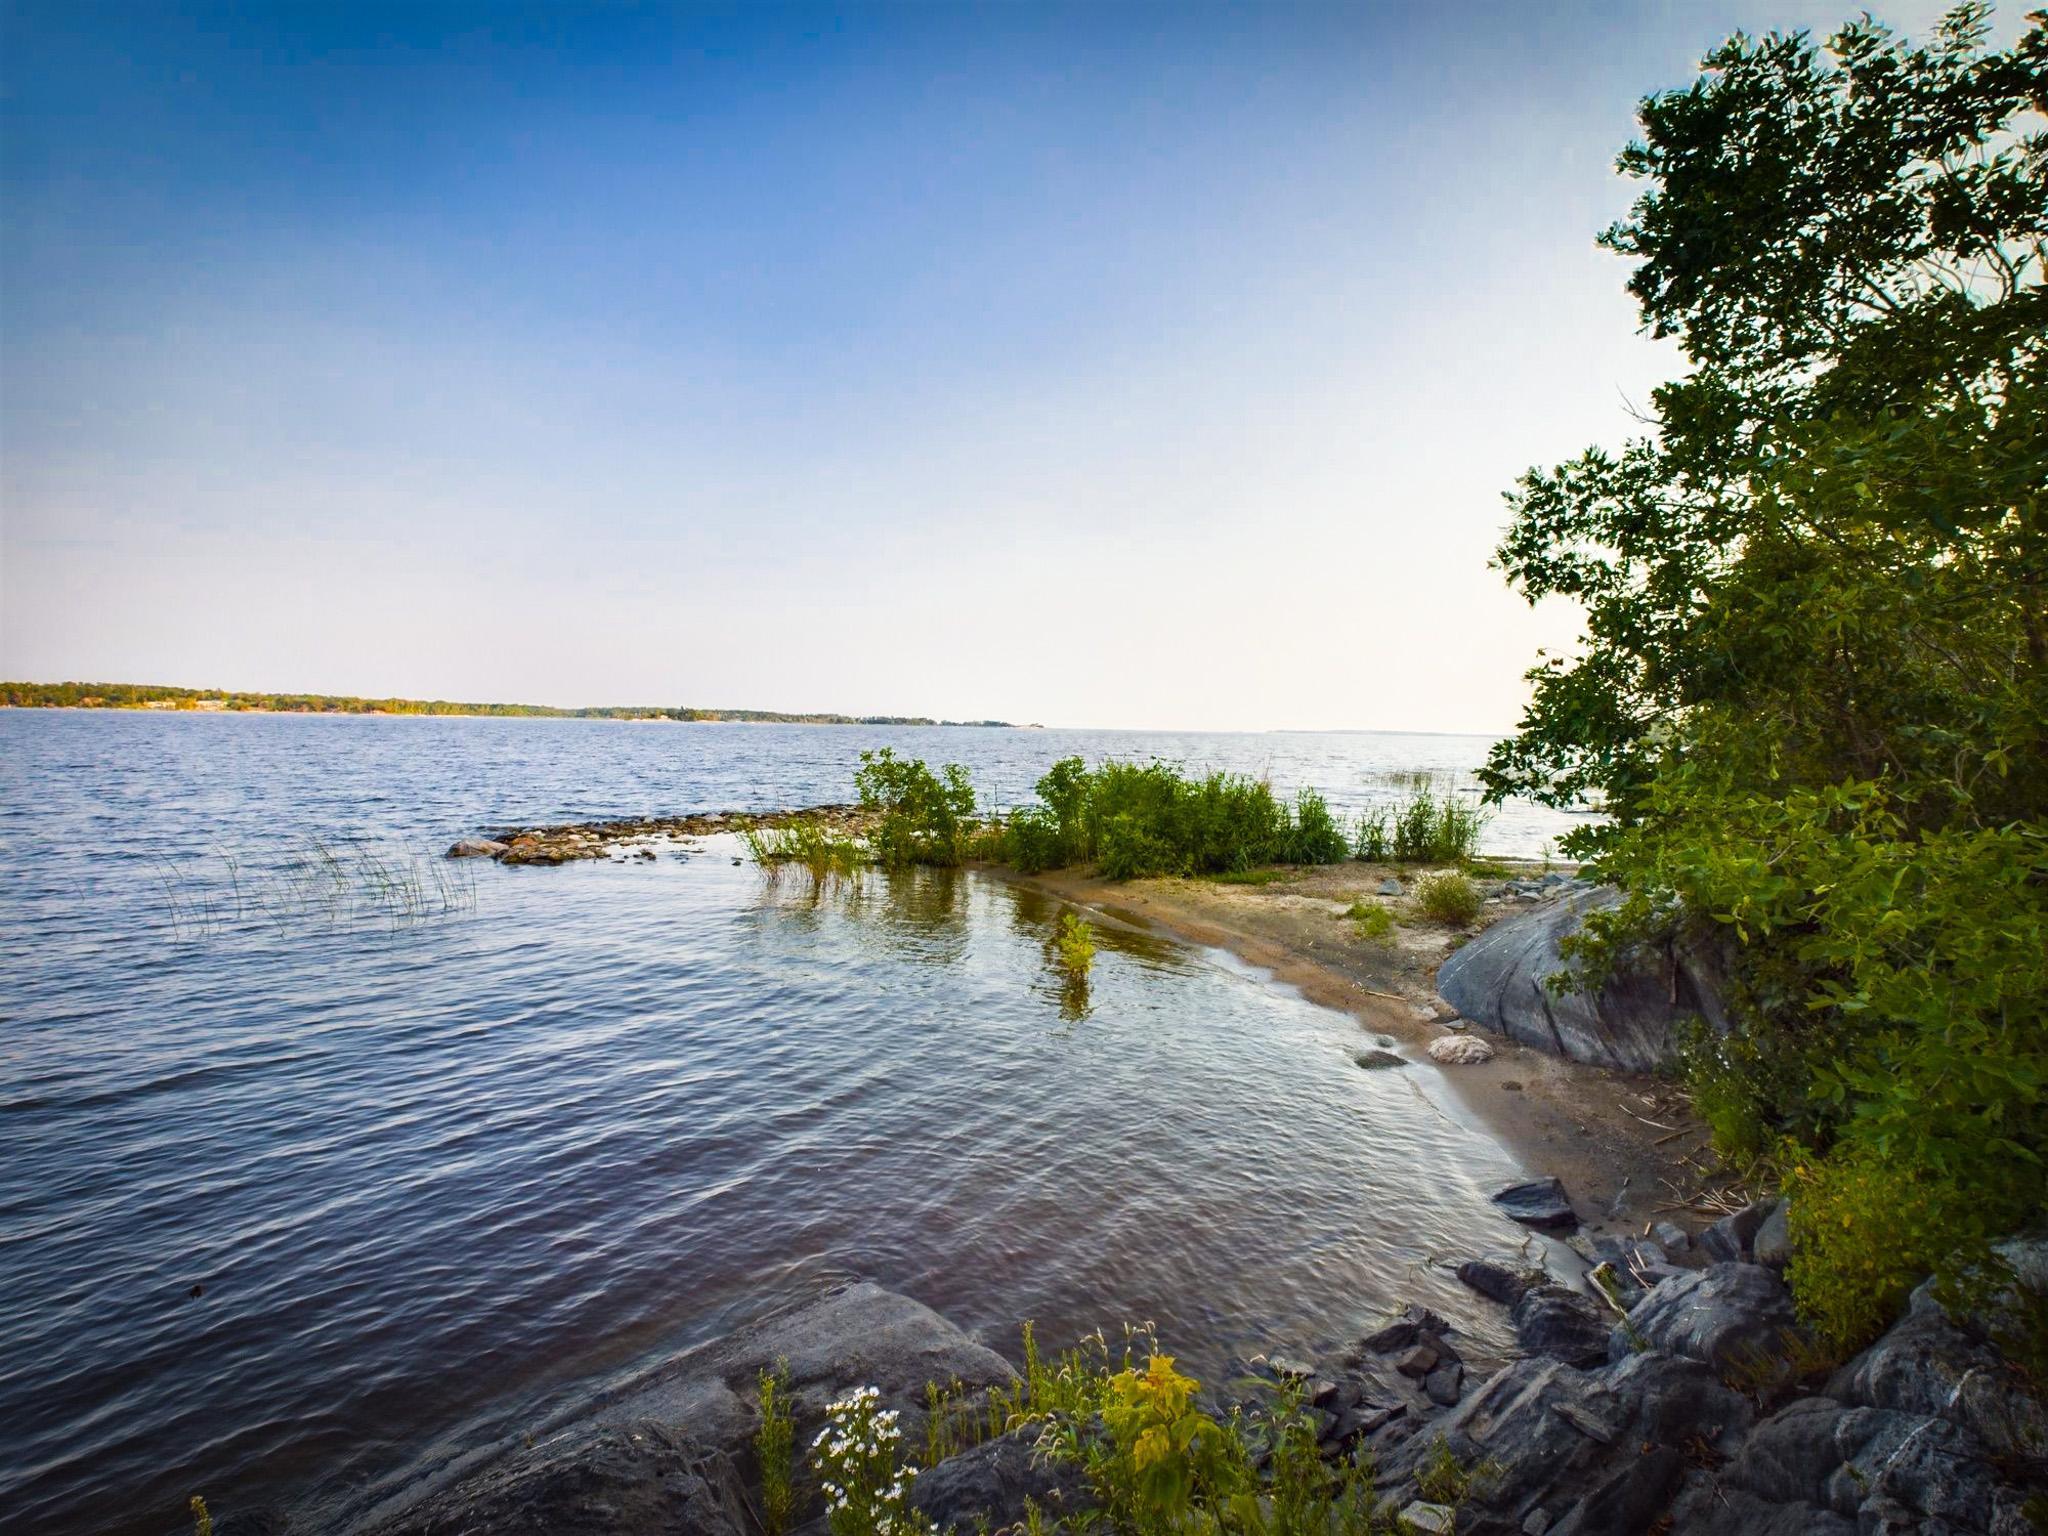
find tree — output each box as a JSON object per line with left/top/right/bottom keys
{"left": 1484, "top": 6, "right": 2048, "bottom": 1345}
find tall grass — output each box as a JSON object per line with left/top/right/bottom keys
{"left": 156, "top": 836, "right": 477, "bottom": 938}
{"left": 741, "top": 819, "right": 868, "bottom": 885}
{"left": 1356, "top": 777, "right": 1488, "bottom": 864}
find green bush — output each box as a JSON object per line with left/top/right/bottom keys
{"left": 1479, "top": 8, "right": 2048, "bottom": 1347}
{"left": 1415, "top": 871, "right": 1481, "bottom": 925}
{"left": 1345, "top": 900, "right": 1395, "bottom": 941}
{"left": 1282, "top": 788, "right": 1352, "bottom": 864}
{"left": 854, "top": 748, "right": 976, "bottom": 868}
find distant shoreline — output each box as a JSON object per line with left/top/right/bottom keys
{"left": 0, "top": 682, "right": 1022, "bottom": 728}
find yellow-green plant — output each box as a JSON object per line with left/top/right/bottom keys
{"left": 1096, "top": 1355, "right": 1230, "bottom": 1527}
{"left": 1344, "top": 900, "right": 1394, "bottom": 941}
{"left": 757, "top": 1362, "right": 797, "bottom": 1536}
{"left": 1055, "top": 912, "right": 1097, "bottom": 980}
{"left": 189, "top": 1497, "right": 212, "bottom": 1536}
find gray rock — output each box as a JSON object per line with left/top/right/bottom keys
{"left": 908, "top": 1427, "right": 1091, "bottom": 1534}
{"left": 362, "top": 1419, "right": 750, "bottom": 1536}
{"left": 1424, "top": 1362, "right": 1464, "bottom": 1407}
{"left": 1434, "top": 886, "right": 1726, "bottom": 1074}
{"left": 1699, "top": 1199, "right": 1776, "bottom": 1264}
{"left": 1828, "top": 1275, "right": 2048, "bottom": 1466}
{"left": 1353, "top": 1049, "right": 1407, "bottom": 1071}
{"left": 1649, "top": 1220, "right": 1690, "bottom": 1254}
{"left": 1396, "top": 1343, "right": 1440, "bottom": 1378}
{"left": 446, "top": 836, "right": 509, "bottom": 859}
{"left": 1752, "top": 1201, "right": 1791, "bottom": 1270}
{"left": 1397, "top": 1502, "right": 1454, "bottom": 1534}
{"left": 1492, "top": 1177, "right": 1578, "bottom": 1230}
{"left": 1613, "top": 1263, "right": 1802, "bottom": 1383}
{"left": 1512, "top": 1285, "right": 1611, "bottom": 1369}
{"left": 1378, "top": 878, "right": 1404, "bottom": 896}
{"left": 1456, "top": 1258, "right": 1534, "bottom": 1307}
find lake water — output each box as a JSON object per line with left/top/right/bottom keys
{"left": 0, "top": 714, "right": 1578, "bottom": 1535}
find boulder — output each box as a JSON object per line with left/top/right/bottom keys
{"left": 1456, "top": 1259, "right": 1535, "bottom": 1307}
{"left": 1378, "top": 878, "right": 1405, "bottom": 896}
{"left": 360, "top": 1420, "right": 750, "bottom": 1536}
{"left": 908, "top": 1427, "right": 1091, "bottom": 1534}
{"left": 1612, "top": 1264, "right": 1802, "bottom": 1383}
{"left": 1752, "top": 1202, "right": 1791, "bottom": 1270}
{"left": 1428, "top": 1034, "right": 1496, "bottom": 1065}
{"left": 1434, "top": 887, "right": 1726, "bottom": 1074}
{"left": 1492, "top": 1177, "right": 1578, "bottom": 1230}
{"left": 446, "top": 836, "right": 508, "bottom": 859}
{"left": 1512, "top": 1286, "right": 1611, "bottom": 1369}
{"left": 1699, "top": 1199, "right": 1776, "bottom": 1264}
{"left": 1353, "top": 1049, "right": 1407, "bottom": 1071}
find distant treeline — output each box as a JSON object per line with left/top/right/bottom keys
{"left": 0, "top": 681, "right": 1015, "bottom": 728}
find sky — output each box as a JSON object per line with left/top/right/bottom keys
{"left": 0, "top": 0, "right": 1989, "bottom": 731}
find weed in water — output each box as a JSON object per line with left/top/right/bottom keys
{"left": 190, "top": 1497, "right": 212, "bottom": 1536}
{"left": 1054, "top": 912, "right": 1096, "bottom": 981}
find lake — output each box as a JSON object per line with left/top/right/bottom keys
{"left": 0, "top": 713, "right": 1577, "bottom": 1535}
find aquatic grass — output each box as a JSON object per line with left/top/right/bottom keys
{"left": 742, "top": 818, "right": 869, "bottom": 886}
{"left": 154, "top": 836, "right": 477, "bottom": 939}
{"left": 1054, "top": 912, "right": 1096, "bottom": 981}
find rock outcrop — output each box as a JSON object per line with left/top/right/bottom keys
{"left": 1435, "top": 886, "right": 1726, "bottom": 1074}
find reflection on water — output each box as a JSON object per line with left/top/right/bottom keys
{"left": 1, "top": 713, "right": 1544, "bottom": 1536}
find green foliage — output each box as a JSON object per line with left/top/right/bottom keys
{"left": 1413, "top": 1436, "right": 1495, "bottom": 1508}
{"left": 1484, "top": 5, "right": 2048, "bottom": 1346}
{"left": 1353, "top": 809, "right": 1389, "bottom": 862}
{"left": 1344, "top": 900, "right": 1395, "bottom": 941}
{"left": 190, "top": 1496, "right": 212, "bottom": 1536}
{"left": 996, "top": 757, "right": 1355, "bottom": 881}
{"left": 856, "top": 749, "right": 978, "bottom": 868}
{"left": 1414, "top": 872, "right": 1481, "bottom": 926}
{"left": 757, "top": 1363, "right": 797, "bottom": 1536}
{"left": 1055, "top": 912, "right": 1097, "bottom": 981}
{"left": 742, "top": 819, "right": 869, "bottom": 883}
{"left": 1389, "top": 784, "right": 1488, "bottom": 864}
{"left": 1207, "top": 868, "right": 1292, "bottom": 886}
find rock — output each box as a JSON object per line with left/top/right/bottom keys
{"left": 1423, "top": 1362, "right": 1464, "bottom": 1406}
{"left": 1613, "top": 1263, "right": 1803, "bottom": 1383}
{"left": 1827, "top": 1273, "right": 2048, "bottom": 1465}
{"left": 446, "top": 836, "right": 509, "bottom": 859}
{"left": 1378, "top": 878, "right": 1405, "bottom": 896}
{"left": 1353, "top": 1049, "right": 1407, "bottom": 1071}
{"left": 1455, "top": 1258, "right": 1534, "bottom": 1307}
{"left": 1434, "top": 886, "right": 1727, "bottom": 1074}
{"left": 1492, "top": 1177, "right": 1578, "bottom": 1230}
{"left": 1397, "top": 1502, "right": 1455, "bottom": 1534}
{"left": 1360, "top": 1306, "right": 1453, "bottom": 1357}
{"left": 361, "top": 1419, "right": 750, "bottom": 1536}
{"left": 1427, "top": 1034, "right": 1495, "bottom": 1065}
{"left": 908, "top": 1427, "right": 1090, "bottom": 1535}
{"left": 1395, "top": 1344, "right": 1439, "bottom": 1378}
{"left": 1512, "top": 1285, "right": 1612, "bottom": 1368}
{"left": 1752, "top": 1201, "right": 1791, "bottom": 1270}
{"left": 1700, "top": 1198, "right": 1776, "bottom": 1264}
{"left": 1649, "top": 1220, "right": 1690, "bottom": 1253}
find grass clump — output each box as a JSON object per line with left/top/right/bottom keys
{"left": 1344, "top": 900, "right": 1395, "bottom": 941}
{"left": 1207, "top": 868, "right": 1291, "bottom": 887}
{"left": 742, "top": 819, "right": 868, "bottom": 883}
{"left": 1414, "top": 871, "right": 1481, "bottom": 925}
{"left": 756, "top": 1363, "right": 797, "bottom": 1536}
{"left": 1354, "top": 779, "right": 1489, "bottom": 865}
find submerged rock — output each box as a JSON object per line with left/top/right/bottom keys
{"left": 446, "top": 836, "right": 508, "bottom": 859}
{"left": 1492, "top": 1177, "right": 1578, "bottom": 1230}
{"left": 1434, "top": 886, "right": 1727, "bottom": 1074}
{"left": 1353, "top": 1048, "right": 1407, "bottom": 1071}
{"left": 1456, "top": 1258, "right": 1535, "bottom": 1307}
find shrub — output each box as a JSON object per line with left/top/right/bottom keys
{"left": 1389, "top": 781, "right": 1488, "bottom": 864}
{"left": 855, "top": 748, "right": 976, "bottom": 868}
{"left": 1415, "top": 871, "right": 1481, "bottom": 925}
{"left": 1353, "top": 808, "right": 1390, "bottom": 862}
{"left": 1282, "top": 788, "right": 1352, "bottom": 864}
{"left": 1054, "top": 912, "right": 1096, "bottom": 980}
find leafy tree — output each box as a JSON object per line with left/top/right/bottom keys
{"left": 1485, "top": 5, "right": 2047, "bottom": 1344}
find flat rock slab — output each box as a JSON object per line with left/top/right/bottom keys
{"left": 1492, "top": 1176, "right": 1578, "bottom": 1229}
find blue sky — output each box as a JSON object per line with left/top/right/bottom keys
{"left": 0, "top": 1, "right": 1983, "bottom": 729}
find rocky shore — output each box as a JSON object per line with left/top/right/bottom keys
{"left": 337, "top": 1212, "right": 2045, "bottom": 1536}
{"left": 446, "top": 806, "right": 872, "bottom": 865}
